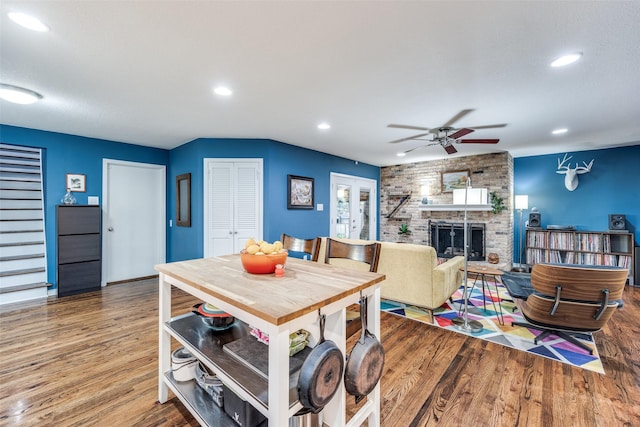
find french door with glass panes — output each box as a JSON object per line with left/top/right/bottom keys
{"left": 329, "top": 173, "right": 377, "bottom": 240}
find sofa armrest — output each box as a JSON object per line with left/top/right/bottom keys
{"left": 432, "top": 256, "right": 465, "bottom": 302}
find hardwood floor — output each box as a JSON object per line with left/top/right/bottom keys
{"left": 1, "top": 279, "right": 638, "bottom": 426}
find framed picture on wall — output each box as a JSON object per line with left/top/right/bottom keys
{"left": 287, "top": 175, "right": 314, "bottom": 209}
{"left": 441, "top": 169, "right": 469, "bottom": 192}
{"left": 66, "top": 173, "right": 86, "bottom": 192}
{"left": 176, "top": 173, "right": 191, "bottom": 227}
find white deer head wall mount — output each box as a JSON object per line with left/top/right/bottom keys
{"left": 556, "top": 153, "right": 594, "bottom": 191}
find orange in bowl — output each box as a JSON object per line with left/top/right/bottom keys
{"left": 240, "top": 250, "right": 288, "bottom": 274}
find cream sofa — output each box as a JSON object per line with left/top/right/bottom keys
{"left": 316, "top": 237, "right": 465, "bottom": 322}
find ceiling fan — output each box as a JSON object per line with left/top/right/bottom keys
{"left": 388, "top": 109, "right": 507, "bottom": 155}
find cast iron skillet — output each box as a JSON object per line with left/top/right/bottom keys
{"left": 344, "top": 295, "right": 385, "bottom": 403}
{"left": 297, "top": 313, "right": 344, "bottom": 411}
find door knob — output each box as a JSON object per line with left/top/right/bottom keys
{"left": 108, "top": 227, "right": 114, "bottom": 231}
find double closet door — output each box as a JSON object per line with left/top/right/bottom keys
{"left": 204, "top": 159, "right": 263, "bottom": 257}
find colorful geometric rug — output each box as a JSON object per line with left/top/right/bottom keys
{"left": 380, "top": 280, "right": 605, "bottom": 374}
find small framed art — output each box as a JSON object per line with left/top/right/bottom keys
{"left": 287, "top": 175, "right": 314, "bottom": 209}
{"left": 441, "top": 170, "right": 469, "bottom": 193}
{"left": 66, "top": 173, "right": 86, "bottom": 192}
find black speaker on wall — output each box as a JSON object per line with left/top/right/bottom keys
{"left": 528, "top": 212, "right": 541, "bottom": 228}
{"left": 609, "top": 214, "right": 627, "bottom": 231}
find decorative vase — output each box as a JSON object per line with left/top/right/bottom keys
{"left": 62, "top": 188, "right": 76, "bottom": 205}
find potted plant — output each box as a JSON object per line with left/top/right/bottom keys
{"left": 398, "top": 224, "right": 411, "bottom": 236}
{"left": 490, "top": 191, "right": 506, "bottom": 214}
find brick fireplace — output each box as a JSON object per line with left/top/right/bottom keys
{"left": 380, "top": 152, "right": 514, "bottom": 271}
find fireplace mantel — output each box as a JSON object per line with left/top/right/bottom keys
{"left": 418, "top": 203, "right": 492, "bottom": 211}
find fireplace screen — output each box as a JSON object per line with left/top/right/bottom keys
{"left": 430, "top": 222, "right": 485, "bottom": 261}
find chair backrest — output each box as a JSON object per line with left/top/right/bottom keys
{"left": 523, "top": 263, "right": 628, "bottom": 331}
{"left": 324, "top": 238, "right": 381, "bottom": 272}
{"left": 281, "top": 233, "right": 320, "bottom": 262}
{"left": 531, "top": 263, "right": 627, "bottom": 302}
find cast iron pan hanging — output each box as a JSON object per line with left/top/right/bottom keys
{"left": 297, "top": 313, "right": 344, "bottom": 411}
{"left": 344, "top": 295, "right": 385, "bottom": 403}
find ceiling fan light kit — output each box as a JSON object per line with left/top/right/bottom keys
{"left": 388, "top": 109, "right": 506, "bottom": 155}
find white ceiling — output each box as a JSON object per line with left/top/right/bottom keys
{"left": 1, "top": 1, "right": 639, "bottom": 167}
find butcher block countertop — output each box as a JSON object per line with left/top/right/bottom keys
{"left": 155, "top": 254, "right": 385, "bottom": 325}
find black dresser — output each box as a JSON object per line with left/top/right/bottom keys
{"left": 57, "top": 205, "right": 101, "bottom": 297}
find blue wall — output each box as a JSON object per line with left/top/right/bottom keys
{"left": 0, "top": 125, "right": 170, "bottom": 288}
{"left": 1, "top": 125, "right": 379, "bottom": 288}
{"left": 167, "top": 138, "right": 380, "bottom": 262}
{"left": 5, "top": 123, "right": 636, "bottom": 284}
{"left": 513, "top": 145, "right": 640, "bottom": 263}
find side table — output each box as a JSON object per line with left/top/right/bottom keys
{"left": 460, "top": 265, "right": 505, "bottom": 325}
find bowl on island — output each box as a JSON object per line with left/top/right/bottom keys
{"left": 240, "top": 249, "right": 288, "bottom": 274}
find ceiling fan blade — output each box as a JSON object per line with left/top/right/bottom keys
{"left": 448, "top": 128, "right": 474, "bottom": 139}
{"left": 388, "top": 133, "right": 431, "bottom": 144}
{"left": 468, "top": 123, "right": 508, "bottom": 130}
{"left": 388, "top": 124, "right": 431, "bottom": 131}
{"left": 403, "top": 146, "right": 422, "bottom": 154}
{"left": 442, "top": 109, "right": 474, "bottom": 127}
{"left": 458, "top": 139, "right": 500, "bottom": 144}
{"left": 444, "top": 144, "right": 458, "bottom": 154}
{"left": 402, "top": 141, "right": 440, "bottom": 154}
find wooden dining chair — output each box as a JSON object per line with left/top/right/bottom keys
{"left": 324, "top": 238, "right": 382, "bottom": 337}
{"left": 280, "top": 233, "right": 321, "bottom": 261}
{"left": 323, "top": 238, "right": 381, "bottom": 272}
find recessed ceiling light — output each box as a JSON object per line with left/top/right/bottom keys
{"left": 396, "top": 152, "right": 406, "bottom": 157}
{"left": 317, "top": 123, "right": 331, "bottom": 130}
{"left": 213, "top": 86, "right": 232, "bottom": 96}
{"left": 0, "top": 84, "right": 43, "bottom": 104}
{"left": 550, "top": 52, "right": 582, "bottom": 67}
{"left": 552, "top": 128, "right": 568, "bottom": 135}
{"left": 8, "top": 12, "right": 50, "bottom": 32}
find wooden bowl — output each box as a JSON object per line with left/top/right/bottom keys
{"left": 240, "top": 250, "right": 288, "bottom": 274}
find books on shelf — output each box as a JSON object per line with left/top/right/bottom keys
{"left": 548, "top": 231, "right": 574, "bottom": 250}
{"left": 526, "top": 230, "right": 547, "bottom": 249}
{"left": 576, "top": 233, "right": 602, "bottom": 252}
{"left": 524, "top": 229, "right": 634, "bottom": 278}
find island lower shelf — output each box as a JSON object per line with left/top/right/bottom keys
{"left": 164, "top": 372, "right": 240, "bottom": 427}
{"left": 164, "top": 312, "right": 310, "bottom": 419}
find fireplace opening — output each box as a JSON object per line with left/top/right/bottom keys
{"left": 430, "top": 222, "right": 485, "bottom": 261}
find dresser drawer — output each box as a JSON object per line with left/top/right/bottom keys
{"left": 58, "top": 234, "right": 101, "bottom": 264}
{"left": 58, "top": 261, "right": 101, "bottom": 297}
{"left": 57, "top": 205, "right": 101, "bottom": 235}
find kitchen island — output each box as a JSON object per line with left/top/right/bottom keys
{"left": 156, "top": 254, "right": 385, "bottom": 426}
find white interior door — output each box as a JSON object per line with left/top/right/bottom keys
{"left": 102, "top": 159, "right": 166, "bottom": 284}
{"left": 330, "top": 173, "right": 377, "bottom": 240}
{"left": 204, "top": 159, "right": 262, "bottom": 257}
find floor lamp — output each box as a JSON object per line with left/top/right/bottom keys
{"left": 515, "top": 195, "right": 529, "bottom": 272}
{"left": 453, "top": 176, "right": 482, "bottom": 333}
